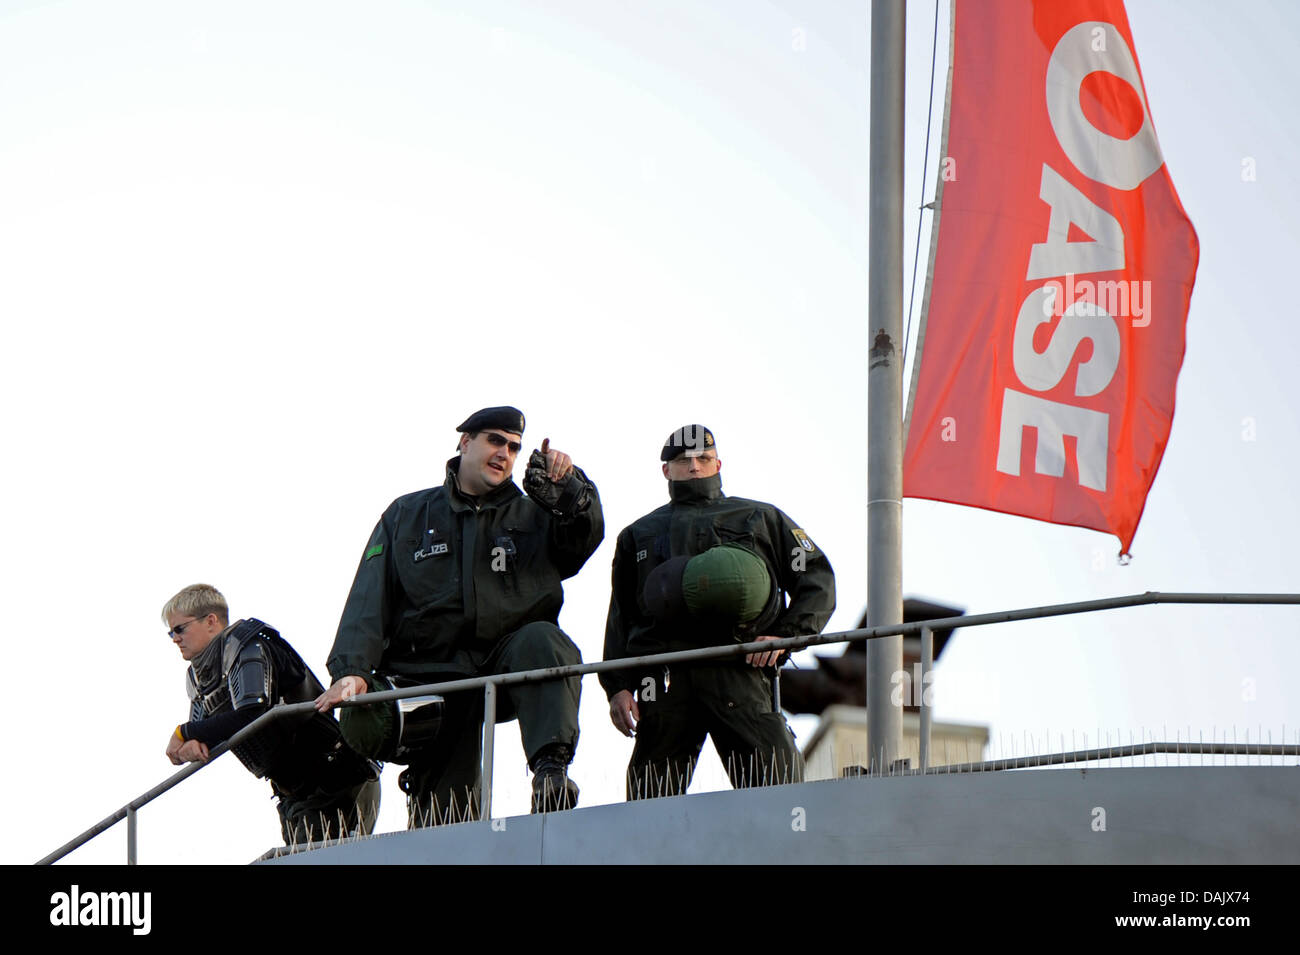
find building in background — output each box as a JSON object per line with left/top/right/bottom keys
{"left": 785, "top": 599, "right": 989, "bottom": 778}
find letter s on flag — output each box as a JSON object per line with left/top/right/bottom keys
{"left": 902, "top": 0, "right": 1198, "bottom": 555}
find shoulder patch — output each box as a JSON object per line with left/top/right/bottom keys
{"left": 791, "top": 528, "right": 816, "bottom": 552}
{"left": 364, "top": 543, "right": 384, "bottom": 561}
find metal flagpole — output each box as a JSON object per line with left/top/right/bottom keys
{"left": 867, "top": 0, "right": 905, "bottom": 774}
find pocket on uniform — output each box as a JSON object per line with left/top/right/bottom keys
{"left": 631, "top": 532, "right": 668, "bottom": 611}
{"left": 485, "top": 526, "right": 562, "bottom": 637}
{"left": 395, "top": 536, "right": 460, "bottom": 609}
{"left": 501, "top": 524, "right": 545, "bottom": 567}
{"left": 715, "top": 527, "right": 759, "bottom": 554}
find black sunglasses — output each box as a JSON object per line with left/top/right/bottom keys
{"left": 482, "top": 432, "right": 523, "bottom": 454}
{"left": 167, "top": 617, "right": 203, "bottom": 639}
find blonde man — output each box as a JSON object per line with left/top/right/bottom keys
{"left": 164, "top": 584, "right": 379, "bottom": 845}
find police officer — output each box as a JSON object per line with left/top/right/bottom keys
{"left": 602, "top": 424, "right": 835, "bottom": 798}
{"left": 315, "top": 406, "right": 603, "bottom": 825}
{"left": 163, "top": 583, "right": 380, "bottom": 845}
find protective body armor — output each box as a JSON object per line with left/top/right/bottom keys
{"left": 187, "top": 618, "right": 364, "bottom": 792}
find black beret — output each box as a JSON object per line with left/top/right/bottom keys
{"left": 661, "top": 424, "right": 716, "bottom": 461}
{"left": 457, "top": 406, "right": 526, "bottom": 435}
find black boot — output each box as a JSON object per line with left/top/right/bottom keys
{"left": 530, "top": 743, "right": 579, "bottom": 813}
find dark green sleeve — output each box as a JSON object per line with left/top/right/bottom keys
{"left": 764, "top": 507, "right": 836, "bottom": 639}
{"left": 599, "top": 528, "right": 639, "bottom": 700}
{"left": 547, "top": 465, "right": 605, "bottom": 580}
{"left": 327, "top": 513, "right": 394, "bottom": 682}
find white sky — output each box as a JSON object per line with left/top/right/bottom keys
{"left": 4, "top": 0, "right": 1296, "bottom": 864}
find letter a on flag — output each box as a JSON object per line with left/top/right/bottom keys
{"left": 902, "top": 0, "right": 1198, "bottom": 555}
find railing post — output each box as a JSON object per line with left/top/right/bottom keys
{"left": 481, "top": 680, "right": 496, "bottom": 822}
{"left": 920, "top": 626, "right": 933, "bottom": 773}
{"left": 126, "top": 805, "right": 137, "bottom": 865}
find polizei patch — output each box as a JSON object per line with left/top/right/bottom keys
{"left": 413, "top": 542, "right": 448, "bottom": 562}
{"left": 791, "top": 529, "right": 816, "bottom": 552}
{"left": 414, "top": 529, "right": 448, "bottom": 562}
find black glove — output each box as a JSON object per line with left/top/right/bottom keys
{"left": 523, "top": 449, "right": 591, "bottom": 518}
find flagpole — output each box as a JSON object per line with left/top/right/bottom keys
{"left": 867, "top": 0, "right": 905, "bottom": 774}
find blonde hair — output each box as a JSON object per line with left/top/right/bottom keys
{"left": 161, "top": 583, "right": 230, "bottom": 627}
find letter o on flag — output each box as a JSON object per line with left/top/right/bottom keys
{"left": 1044, "top": 21, "right": 1163, "bottom": 191}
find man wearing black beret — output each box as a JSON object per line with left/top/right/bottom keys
{"left": 601, "top": 424, "right": 835, "bottom": 798}
{"left": 317, "top": 406, "right": 603, "bottom": 823}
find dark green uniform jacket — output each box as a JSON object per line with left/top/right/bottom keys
{"left": 329, "top": 457, "right": 604, "bottom": 684}
{"left": 601, "top": 474, "right": 835, "bottom": 699}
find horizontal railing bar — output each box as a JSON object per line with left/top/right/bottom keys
{"left": 909, "top": 741, "right": 1300, "bottom": 775}
{"left": 245, "top": 591, "right": 1300, "bottom": 708}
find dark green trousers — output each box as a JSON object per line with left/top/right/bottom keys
{"left": 402, "top": 621, "right": 581, "bottom": 827}
{"left": 626, "top": 663, "right": 803, "bottom": 800}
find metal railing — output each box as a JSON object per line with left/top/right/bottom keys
{"left": 37, "top": 590, "right": 1300, "bottom": 865}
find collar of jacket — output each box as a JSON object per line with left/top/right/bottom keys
{"left": 668, "top": 473, "right": 724, "bottom": 505}
{"left": 444, "top": 456, "right": 523, "bottom": 511}
{"left": 189, "top": 622, "right": 233, "bottom": 691}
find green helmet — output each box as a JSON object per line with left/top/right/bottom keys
{"left": 645, "top": 544, "right": 772, "bottom": 624}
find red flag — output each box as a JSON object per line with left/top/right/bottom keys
{"left": 903, "top": 0, "right": 1199, "bottom": 555}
